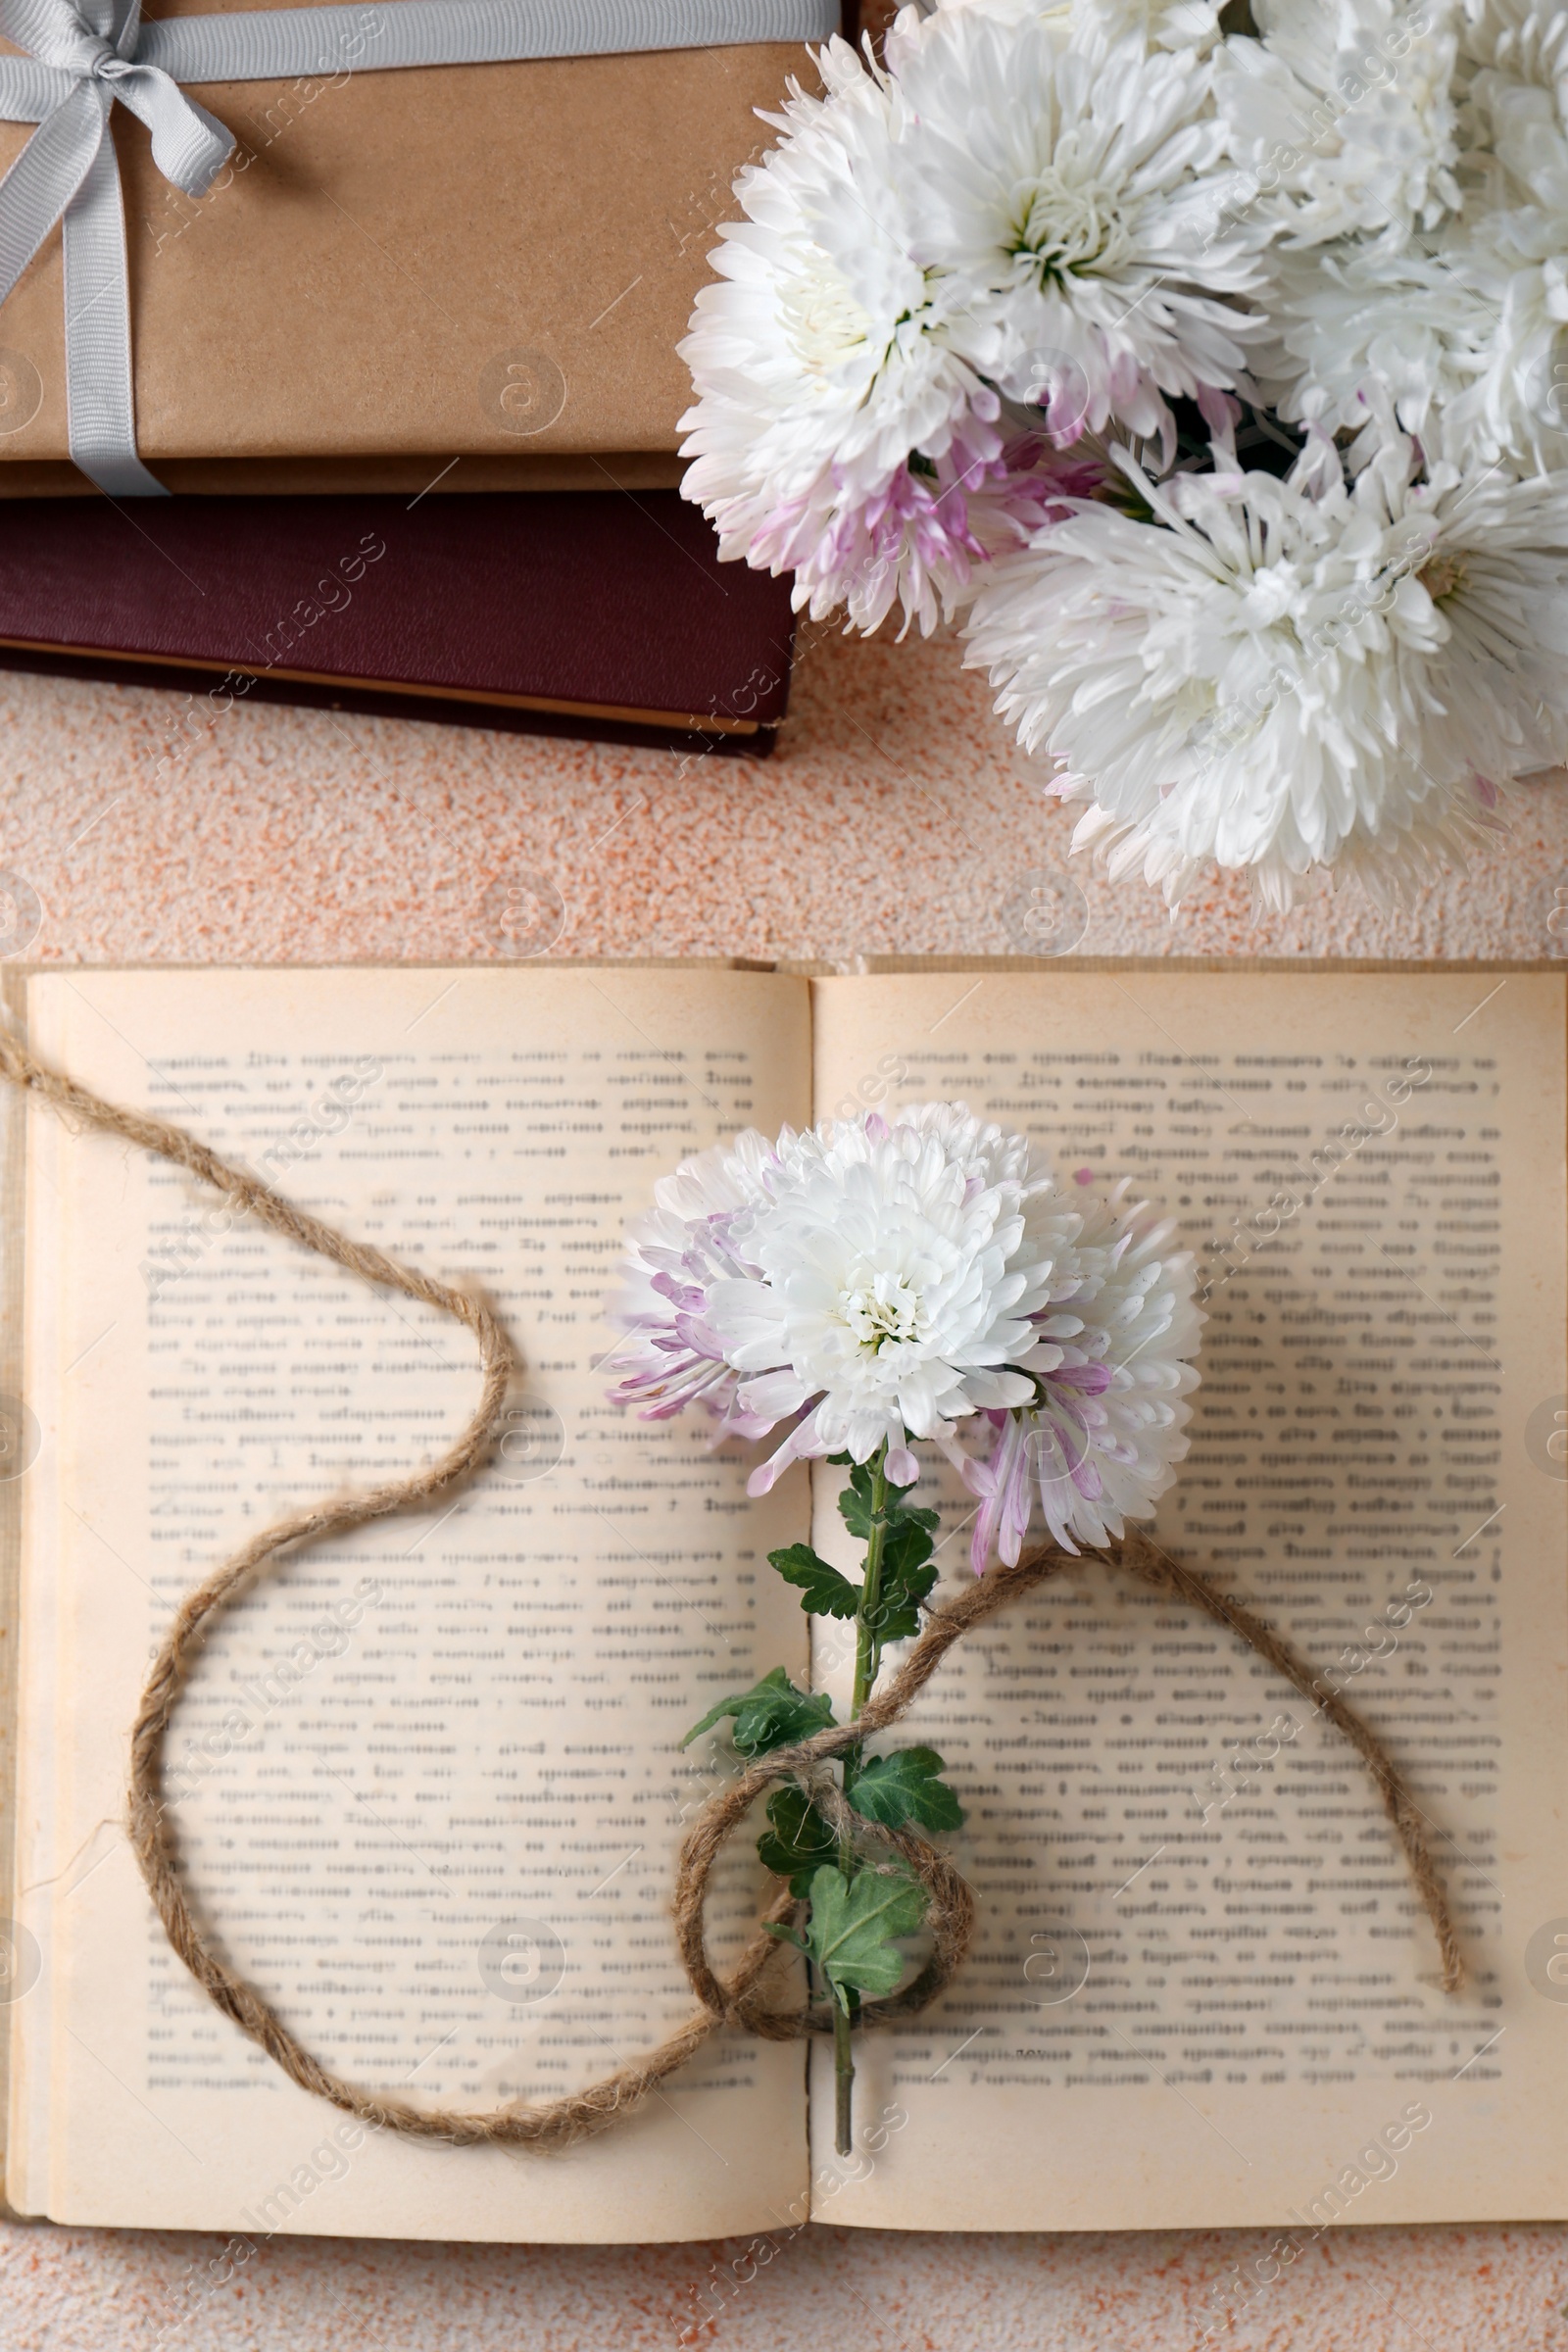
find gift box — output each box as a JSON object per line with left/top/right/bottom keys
{"left": 0, "top": 0, "right": 836, "bottom": 494}
{"left": 0, "top": 490, "right": 797, "bottom": 751}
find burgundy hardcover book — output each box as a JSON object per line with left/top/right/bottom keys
{"left": 0, "top": 493, "right": 796, "bottom": 756}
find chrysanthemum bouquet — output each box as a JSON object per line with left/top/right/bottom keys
{"left": 680, "top": 0, "right": 1568, "bottom": 911}
{"left": 607, "top": 1103, "right": 1201, "bottom": 2146}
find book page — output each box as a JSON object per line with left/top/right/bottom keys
{"left": 9, "top": 964, "right": 813, "bottom": 2242}
{"left": 806, "top": 969, "right": 1567, "bottom": 2233}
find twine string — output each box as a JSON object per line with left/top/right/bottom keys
{"left": 0, "top": 1029, "right": 1462, "bottom": 2155}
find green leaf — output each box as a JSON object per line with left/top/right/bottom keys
{"left": 767, "top": 1544, "right": 860, "bottom": 1621}
{"left": 883, "top": 1509, "right": 939, "bottom": 1570}
{"left": 867, "top": 1515, "right": 939, "bottom": 1642}
{"left": 681, "top": 1666, "right": 835, "bottom": 1757}
{"left": 849, "top": 1746, "right": 964, "bottom": 1834}
{"left": 838, "top": 1460, "right": 878, "bottom": 1542}
{"left": 798, "top": 1863, "right": 929, "bottom": 2010}
{"left": 797, "top": 1462, "right": 947, "bottom": 1650}
{"left": 836, "top": 1465, "right": 940, "bottom": 1639}
{"left": 756, "top": 1788, "right": 840, "bottom": 1897}
{"left": 838, "top": 1460, "right": 938, "bottom": 1542}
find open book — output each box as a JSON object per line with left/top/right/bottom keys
{"left": 1, "top": 960, "right": 1563, "bottom": 2245}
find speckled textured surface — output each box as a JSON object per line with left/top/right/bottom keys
{"left": 3, "top": 616, "right": 1566, "bottom": 2347}
{"left": 10, "top": 615, "right": 1568, "bottom": 966}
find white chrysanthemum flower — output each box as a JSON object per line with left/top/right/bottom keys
{"left": 678, "top": 37, "right": 1011, "bottom": 635}
{"left": 1253, "top": 5, "right": 1568, "bottom": 466}
{"left": 888, "top": 2, "right": 1264, "bottom": 447}
{"left": 962, "top": 1179, "right": 1202, "bottom": 1563}
{"left": 1429, "top": 0, "right": 1568, "bottom": 462}
{"left": 606, "top": 1106, "right": 1062, "bottom": 1488}
{"left": 1081, "top": 0, "right": 1224, "bottom": 53}
{"left": 962, "top": 418, "right": 1568, "bottom": 911}
{"left": 708, "top": 1104, "right": 1074, "bottom": 1490}
{"left": 1256, "top": 239, "right": 1497, "bottom": 448}
{"left": 885, "top": 0, "right": 1226, "bottom": 68}
{"left": 1214, "top": 0, "right": 1462, "bottom": 249}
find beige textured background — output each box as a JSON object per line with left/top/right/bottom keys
{"left": 3, "top": 619, "right": 1567, "bottom": 2346}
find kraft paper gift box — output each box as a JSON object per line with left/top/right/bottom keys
{"left": 0, "top": 0, "right": 835, "bottom": 496}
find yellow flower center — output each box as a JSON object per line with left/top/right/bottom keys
{"left": 1418, "top": 553, "right": 1466, "bottom": 604}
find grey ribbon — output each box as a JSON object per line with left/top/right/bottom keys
{"left": 0, "top": 0, "right": 836, "bottom": 494}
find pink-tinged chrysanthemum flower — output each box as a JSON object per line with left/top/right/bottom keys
{"left": 764, "top": 425, "right": 1100, "bottom": 637}
{"left": 677, "top": 35, "right": 1003, "bottom": 638}
{"left": 605, "top": 1129, "right": 782, "bottom": 1440}
{"left": 678, "top": 0, "right": 1260, "bottom": 634}
{"left": 959, "top": 1180, "right": 1203, "bottom": 1566}
{"left": 608, "top": 1108, "right": 1203, "bottom": 1544}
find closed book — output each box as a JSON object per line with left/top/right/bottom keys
{"left": 0, "top": 492, "right": 795, "bottom": 754}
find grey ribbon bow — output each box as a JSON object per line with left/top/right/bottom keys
{"left": 0, "top": 0, "right": 837, "bottom": 494}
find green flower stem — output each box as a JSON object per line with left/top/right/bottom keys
{"left": 833, "top": 1443, "right": 890, "bottom": 2156}
{"left": 845, "top": 1446, "right": 890, "bottom": 1788}
{"left": 833, "top": 1995, "right": 856, "bottom": 2158}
